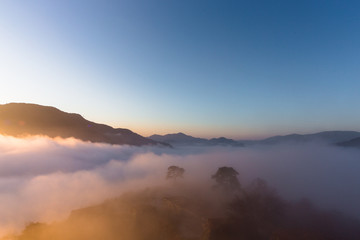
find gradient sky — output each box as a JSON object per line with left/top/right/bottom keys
{"left": 0, "top": 0, "right": 359, "bottom": 139}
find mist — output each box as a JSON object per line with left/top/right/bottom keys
{"left": 0, "top": 134, "right": 359, "bottom": 236}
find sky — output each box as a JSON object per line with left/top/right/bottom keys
{"left": 0, "top": 0, "right": 359, "bottom": 139}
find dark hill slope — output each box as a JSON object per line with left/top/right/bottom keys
{"left": 337, "top": 137, "right": 360, "bottom": 148}
{"left": 0, "top": 103, "right": 160, "bottom": 146}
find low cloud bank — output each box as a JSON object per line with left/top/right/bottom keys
{"left": 0, "top": 135, "right": 359, "bottom": 236}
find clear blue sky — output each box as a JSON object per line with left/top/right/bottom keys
{"left": 0, "top": 0, "right": 359, "bottom": 139}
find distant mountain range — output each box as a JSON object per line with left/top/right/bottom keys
{"left": 1, "top": 103, "right": 359, "bottom": 148}
{"left": 149, "top": 131, "right": 360, "bottom": 148}
{"left": 252, "top": 131, "right": 360, "bottom": 145}
{"left": 0, "top": 103, "right": 167, "bottom": 146}
{"left": 149, "top": 133, "right": 244, "bottom": 147}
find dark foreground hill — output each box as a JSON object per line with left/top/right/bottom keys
{"left": 0, "top": 103, "right": 163, "bottom": 146}
{"left": 5, "top": 181, "right": 360, "bottom": 240}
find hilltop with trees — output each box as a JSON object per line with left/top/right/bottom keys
{"left": 4, "top": 166, "right": 360, "bottom": 240}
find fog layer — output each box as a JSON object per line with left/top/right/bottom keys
{"left": 0, "top": 135, "right": 359, "bottom": 236}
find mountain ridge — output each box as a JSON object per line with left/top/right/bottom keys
{"left": 150, "top": 131, "right": 360, "bottom": 147}
{"left": 256, "top": 131, "right": 360, "bottom": 145}
{"left": 0, "top": 103, "right": 167, "bottom": 147}
{"left": 148, "top": 132, "right": 244, "bottom": 147}
{"left": 2, "top": 103, "right": 359, "bottom": 148}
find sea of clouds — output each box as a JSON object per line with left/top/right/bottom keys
{"left": 0, "top": 134, "right": 359, "bottom": 236}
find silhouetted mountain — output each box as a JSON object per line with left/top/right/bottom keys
{"left": 148, "top": 133, "right": 243, "bottom": 147}
{"left": 149, "top": 132, "right": 208, "bottom": 145}
{"left": 0, "top": 103, "right": 166, "bottom": 146}
{"left": 337, "top": 137, "right": 360, "bottom": 148}
{"left": 252, "top": 131, "right": 360, "bottom": 145}
{"left": 209, "top": 137, "right": 244, "bottom": 147}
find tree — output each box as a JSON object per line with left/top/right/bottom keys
{"left": 166, "top": 166, "right": 185, "bottom": 181}
{"left": 212, "top": 166, "right": 240, "bottom": 192}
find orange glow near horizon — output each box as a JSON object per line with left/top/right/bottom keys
{"left": 112, "top": 123, "right": 274, "bottom": 140}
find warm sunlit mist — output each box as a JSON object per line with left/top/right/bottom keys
{"left": 1, "top": 134, "right": 360, "bottom": 237}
